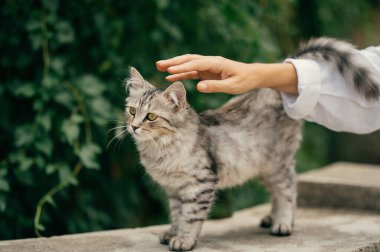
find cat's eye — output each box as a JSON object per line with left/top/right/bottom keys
{"left": 147, "top": 113, "right": 157, "bottom": 121}
{"left": 129, "top": 107, "right": 136, "bottom": 115}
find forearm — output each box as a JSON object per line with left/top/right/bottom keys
{"left": 252, "top": 63, "right": 298, "bottom": 95}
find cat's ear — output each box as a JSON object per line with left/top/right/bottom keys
{"left": 163, "top": 82, "right": 187, "bottom": 109}
{"left": 126, "top": 67, "right": 153, "bottom": 92}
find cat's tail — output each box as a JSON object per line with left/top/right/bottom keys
{"left": 292, "top": 37, "right": 380, "bottom": 101}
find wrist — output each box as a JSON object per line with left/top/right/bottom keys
{"left": 251, "top": 63, "right": 298, "bottom": 94}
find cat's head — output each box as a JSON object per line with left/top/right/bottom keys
{"left": 125, "top": 67, "right": 190, "bottom": 142}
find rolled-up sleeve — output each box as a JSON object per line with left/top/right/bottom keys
{"left": 281, "top": 46, "right": 380, "bottom": 134}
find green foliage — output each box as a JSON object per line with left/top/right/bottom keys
{"left": 0, "top": 0, "right": 379, "bottom": 240}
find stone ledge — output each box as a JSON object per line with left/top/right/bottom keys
{"left": 1, "top": 162, "right": 380, "bottom": 252}
{"left": 1, "top": 205, "right": 380, "bottom": 252}
{"left": 298, "top": 162, "right": 380, "bottom": 211}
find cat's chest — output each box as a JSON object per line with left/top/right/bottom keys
{"left": 140, "top": 151, "right": 192, "bottom": 187}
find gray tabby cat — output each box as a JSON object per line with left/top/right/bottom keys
{"left": 124, "top": 38, "right": 378, "bottom": 251}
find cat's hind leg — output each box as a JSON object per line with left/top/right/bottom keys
{"left": 261, "top": 162, "right": 297, "bottom": 236}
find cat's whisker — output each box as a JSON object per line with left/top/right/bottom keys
{"left": 107, "top": 128, "right": 129, "bottom": 149}
{"left": 114, "top": 130, "right": 131, "bottom": 153}
{"left": 106, "top": 125, "right": 127, "bottom": 134}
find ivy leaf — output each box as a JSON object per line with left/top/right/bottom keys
{"left": 77, "top": 143, "right": 101, "bottom": 169}
{"left": 45, "top": 196, "right": 57, "bottom": 208}
{"left": 15, "top": 125, "right": 35, "bottom": 147}
{"left": 37, "top": 224, "right": 45, "bottom": 231}
{"left": 75, "top": 75, "right": 105, "bottom": 96}
{"left": 35, "top": 137, "right": 53, "bottom": 157}
{"left": 9, "top": 151, "right": 34, "bottom": 172}
{"left": 0, "top": 166, "right": 8, "bottom": 193}
{"left": 61, "top": 119, "right": 80, "bottom": 145}
{"left": 46, "top": 164, "right": 56, "bottom": 175}
{"left": 51, "top": 57, "right": 66, "bottom": 76}
{"left": 55, "top": 91, "right": 74, "bottom": 109}
{"left": 36, "top": 113, "right": 52, "bottom": 132}
{"left": 14, "top": 83, "right": 37, "bottom": 98}
{"left": 55, "top": 21, "right": 74, "bottom": 44}
{"left": 58, "top": 164, "right": 78, "bottom": 185}
{"left": 0, "top": 179, "right": 10, "bottom": 192}
{"left": 0, "top": 195, "right": 6, "bottom": 212}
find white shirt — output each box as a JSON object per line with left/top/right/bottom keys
{"left": 281, "top": 46, "right": 380, "bottom": 134}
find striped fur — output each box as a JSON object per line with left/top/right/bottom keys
{"left": 125, "top": 68, "right": 302, "bottom": 251}
{"left": 292, "top": 37, "right": 380, "bottom": 101}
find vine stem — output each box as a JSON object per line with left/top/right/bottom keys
{"left": 34, "top": 161, "right": 83, "bottom": 237}
{"left": 33, "top": 8, "right": 93, "bottom": 236}
{"left": 64, "top": 81, "right": 93, "bottom": 143}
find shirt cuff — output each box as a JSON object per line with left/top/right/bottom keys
{"left": 280, "top": 59, "right": 322, "bottom": 120}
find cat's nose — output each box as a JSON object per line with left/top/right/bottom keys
{"left": 131, "top": 125, "right": 139, "bottom": 131}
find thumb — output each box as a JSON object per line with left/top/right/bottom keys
{"left": 197, "top": 79, "right": 231, "bottom": 93}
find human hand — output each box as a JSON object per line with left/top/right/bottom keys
{"left": 156, "top": 54, "right": 298, "bottom": 95}
{"left": 156, "top": 54, "right": 260, "bottom": 94}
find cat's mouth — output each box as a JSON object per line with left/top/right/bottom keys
{"left": 129, "top": 125, "right": 150, "bottom": 136}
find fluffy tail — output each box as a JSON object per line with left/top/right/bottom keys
{"left": 292, "top": 37, "right": 380, "bottom": 101}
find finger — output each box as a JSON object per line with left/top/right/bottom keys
{"left": 167, "top": 58, "right": 220, "bottom": 75}
{"left": 165, "top": 71, "right": 200, "bottom": 82}
{"left": 156, "top": 54, "right": 201, "bottom": 71}
{"left": 197, "top": 79, "right": 233, "bottom": 94}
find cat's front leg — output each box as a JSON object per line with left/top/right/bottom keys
{"left": 159, "top": 196, "right": 182, "bottom": 245}
{"left": 169, "top": 187, "right": 215, "bottom": 251}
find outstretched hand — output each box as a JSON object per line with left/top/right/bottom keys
{"left": 156, "top": 54, "right": 298, "bottom": 95}
{"left": 156, "top": 54, "right": 260, "bottom": 94}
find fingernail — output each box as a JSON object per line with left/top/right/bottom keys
{"left": 198, "top": 82, "right": 207, "bottom": 91}
{"left": 156, "top": 60, "right": 163, "bottom": 64}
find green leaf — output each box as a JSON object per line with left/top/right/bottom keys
{"left": 14, "top": 83, "right": 37, "bottom": 98}
{"left": 20, "top": 158, "right": 34, "bottom": 172}
{"left": 61, "top": 119, "right": 80, "bottom": 145}
{"left": 55, "top": 21, "right": 75, "bottom": 44}
{"left": 15, "top": 125, "right": 35, "bottom": 147}
{"left": 58, "top": 164, "right": 78, "bottom": 185}
{"left": 0, "top": 197, "right": 6, "bottom": 212}
{"left": 77, "top": 143, "right": 101, "bottom": 169}
{"left": 55, "top": 91, "right": 74, "bottom": 108}
{"left": 45, "top": 196, "right": 57, "bottom": 208}
{"left": 42, "top": 74, "right": 60, "bottom": 88}
{"left": 0, "top": 179, "right": 10, "bottom": 192}
{"left": 75, "top": 75, "right": 105, "bottom": 96}
{"left": 51, "top": 57, "right": 66, "bottom": 76}
{"left": 90, "top": 98, "right": 113, "bottom": 125}
{"left": 35, "top": 137, "right": 53, "bottom": 157}
{"left": 0, "top": 168, "right": 7, "bottom": 177}
{"left": 37, "top": 224, "right": 45, "bottom": 231}
{"left": 36, "top": 113, "right": 52, "bottom": 132}
{"left": 46, "top": 164, "right": 56, "bottom": 175}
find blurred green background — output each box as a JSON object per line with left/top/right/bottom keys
{"left": 1, "top": 0, "right": 380, "bottom": 240}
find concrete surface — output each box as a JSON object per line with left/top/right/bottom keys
{"left": 1, "top": 162, "right": 380, "bottom": 252}
{"left": 1, "top": 205, "right": 379, "bottom": 252}
{"left": 298, "top": 162, "right": 380, "bottom": 211}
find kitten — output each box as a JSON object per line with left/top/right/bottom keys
{"left": 125, "top": 71, "right": 301, "bottom": 251}
{"left": 124, "top": 37, "right": 377, "bottom": 251}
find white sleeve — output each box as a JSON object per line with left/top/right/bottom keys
{"left": 281, "top": 46, "right": 380, "bottom": 134}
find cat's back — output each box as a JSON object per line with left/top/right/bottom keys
{"left": 199, "top": 88, "right": 284, "bottom": 127}
{"left": 199, "top": 89, "right": 301, "bottom": 188}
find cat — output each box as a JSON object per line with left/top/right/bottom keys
{"left": 124, "top": 37, "right": 378, "bottom": 251}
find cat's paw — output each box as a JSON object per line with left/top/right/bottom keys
{"left": 169, "top": 237, "right": 196, "bottom": 251}
{"left": 270, "top": 222, "right": 292, "bottom": 236}
{"left": 159, "top": 231, "right": 176, "bottom": 245}
{"left": 259, "top": 215, "right": 272, "bottom": 228}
